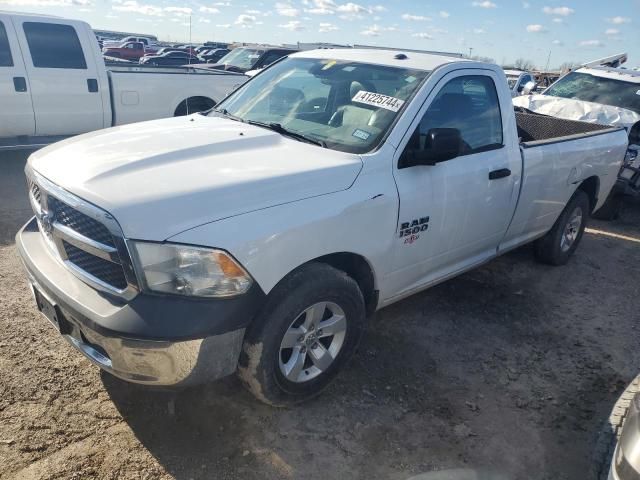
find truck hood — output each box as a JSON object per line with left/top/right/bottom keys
{"left": 29, "top": 115, "right": 363, "bottom": 240}
{"left": 513, "top": 94, "right": 640, "bottom": 130}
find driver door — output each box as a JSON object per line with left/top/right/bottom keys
{"left": 386, "top": 69, "right": 521, "bottom": 299}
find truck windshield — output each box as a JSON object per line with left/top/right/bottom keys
{"left": 545, "top": 71, "right": 640, "bottom": 114}
{"left": 218, "top": 48, "right": 263, "bottom": 69}
{"left": 212, "top": 57, "right": 429, "bottom": 154}
{"left": 507, "top": 76, "right": 519, "bottom": 89}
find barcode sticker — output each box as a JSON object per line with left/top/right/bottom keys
{"left": 352, "top": 90, "right": 405, "bottom": 112}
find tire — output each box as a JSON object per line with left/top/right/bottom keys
{"left": 534, "top": 190, "right": 590, "bottom": 266}
{"left": 593, "top": 375, "right": 640, "bottom": 480}
{"left": 237, "top": 262, "right": 366, "bottom": 407}
{"left": 593, "top": 192, "right": 624, "bottom": 221}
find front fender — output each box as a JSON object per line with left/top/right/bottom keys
{"left": 168, "top": 181, "right": 397, "bottom": 297}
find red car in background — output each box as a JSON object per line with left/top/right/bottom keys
{"left": 102, "top": 41, "right": 146, "bottom": 61}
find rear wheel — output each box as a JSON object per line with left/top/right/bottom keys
{"left": 534, "top": 190, "right": 590, "bottom": 265}
{"left": 238, "top": 263, "right": 366, "bottom": 406}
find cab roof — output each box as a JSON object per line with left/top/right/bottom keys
{"left": 0, "top": 10, "right": 61, "bottom": 18}
{"left": 291, "top": 48, "right": 470, "bottom": 72}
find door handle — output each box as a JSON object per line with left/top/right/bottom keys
{"left": 489, "top": 168, "right": 511, "bottom": 180}
{"left": 13, "top": 77, "right": 27, "bottom": 92}
{"left": 87, "top": 78, "right": 98, "bottom": 92}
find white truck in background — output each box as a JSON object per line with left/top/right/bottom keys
{"left": 17, "top": 50, "right": 627, "bottom": 406}
{"left": 514, "top": 65, "right": 640, "bottom": 219}
{"left": 504, "top": 69, "right": 536, "bottom": 97}
{"left": 0, "top": 11, "right": 247, "bottom": 149}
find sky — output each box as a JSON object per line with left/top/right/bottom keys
{"left": 1, "top": 0, "right": 638, "bottom": 69}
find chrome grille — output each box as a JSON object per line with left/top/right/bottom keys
{"left": 48, "top": 197, "right": 115, "bottom": 248}
{"left": 62, "top": 241, "right": 128, "bottom": 290}
{"left": 27, "top": 170, "right": 138, "bottom": 299}
{"left": 30, "top": 182, "right": 41, "bottom": 203}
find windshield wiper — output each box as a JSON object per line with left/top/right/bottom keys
{"left": 213, "top": 108, "right": 245, "bottom": 123}
{"left": 246, "top": 120, "right": 327, "bottom": 148}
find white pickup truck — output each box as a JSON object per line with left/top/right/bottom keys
{"left": 0, "top": 11, "right": 246, "bottom": 149}
{"left": 504, "top": 69, "right": 536, "bottom": 97}
{"left": 17, "top": 49, "right": 628, "bottom": 406}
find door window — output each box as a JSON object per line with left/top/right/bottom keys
{"left": 23, "top": 22, "right": 87, "bottom": 69}
{"left": 411, "top": 75, "right": 503, "bottom": 156}
{"left": 0, "top": 21, "right": 13, "bottom": 67}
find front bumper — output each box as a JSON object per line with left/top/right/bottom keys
{"left": 16, "top": 217, "right": 264, "bottom": 387}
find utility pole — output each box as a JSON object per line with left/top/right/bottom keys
{"left": 469, "top": 47, "right": 473, "bottom": 58}
{"left": 544, "top": 49, "right": 551, "bottom": 72}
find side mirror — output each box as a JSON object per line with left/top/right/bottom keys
{"left": 521, "top": 81, "right": 536, "bottom": 95}
{"left": 401, "top": 128, "right": 462, "bottom": 168}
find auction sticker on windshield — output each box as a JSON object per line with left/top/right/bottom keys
{"left": 352, "top": 91, "right": 405, "bottom": 112}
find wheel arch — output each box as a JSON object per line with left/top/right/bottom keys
{"left": 303, "top": 252, "right": 378, "bottom": 317}
{"left": 174, "top": 96, "right": 217, "bottom": 116}
{"left": 577, "top": 176, "right": 600, "bottom": 214}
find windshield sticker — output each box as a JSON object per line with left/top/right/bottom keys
{"left": 322, "top": 60, "right": 337, "bottom": 70}
{"left": 352, "top": 129, "right": 372, "bottom": 141}
{"left": 352, "top": 91, "right": 405, "bottom": 112}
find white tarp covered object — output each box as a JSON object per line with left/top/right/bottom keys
{"left": 513, "top": 94, "right": 640, "bottom": 130}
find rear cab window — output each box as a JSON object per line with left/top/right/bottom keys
{"left": 23, "top": 22, "right": 87, "bottom": 69}
{"left": 0, "top": 21, "right": 13, "bottom": 67}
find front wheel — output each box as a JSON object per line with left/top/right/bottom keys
{"left": 238, "top": 263, "right": 366, "bottom": 406}
{"left": 534, "top": 190, "right": 590, "bottom": 265}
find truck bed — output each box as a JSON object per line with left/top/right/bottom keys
{"left": 500, "top": 111, "right": 628, "bottom": 254}
{"left": 515, "top": 111, "right": 618, "bottom": 146}
{"left": 106, "top": 63, "right": 245, "bottom": 77}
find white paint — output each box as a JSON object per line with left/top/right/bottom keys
{"left": 27, "top": 53, "right": 628, "bottom": 311}
{"left": 513, "top": 94, "right": 640, "bottom": 129}
{"left": 0, "top": 11, "right": 247, "bottom": 144}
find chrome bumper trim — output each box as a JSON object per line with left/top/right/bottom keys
{"left": 61, "top": 320, "right": 245, "bottom": 386}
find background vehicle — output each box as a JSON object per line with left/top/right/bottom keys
{"left": 0, "top": 11, "right": 247, "bottom": 149}
{"left": 200, "top": 48, "right": 230, "bottom": 64}
{"left": 102, "top": 35, "right": 152, "bottom": 49}
{"left": 504, "top": 69, "right": 536, "bottom": 97}
{"left": 102, "top": 41, "right": 145, "bottom": 61}
{"left": 17, "top": 50, "right": 627, "bottom": 406}
{"left": 514, "top": 66, "right": 640, "bottom": 219}
{"left": 139, "top": 50, "right": 199, "bottom": 66}
{"left": 141, "top": 46, "right": 182, "bottom": 58}
{"left": 594, "top": 375, "right": 640, "bottom": 480}
{"left": 208, "top": 46, "right": 297, "bottom": 73}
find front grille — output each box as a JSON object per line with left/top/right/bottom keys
{"left": 48, "top": 197, "right": 115, "bottom": 248}
{"left": 62, "top": 241, "right": 128, "bottom": 290}
{"left": 30, "top": 181, "right": 41, "bottom": 203}
{"left": 27, "top": 171, "right": 136, "bottom": 296}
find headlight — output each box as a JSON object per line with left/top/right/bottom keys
{"left": 131, "top": 242, "right": 252, "bottom": 298}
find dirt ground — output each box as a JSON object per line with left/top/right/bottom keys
{"left": 1, "top": 149, "right": 639, "bottom": 480}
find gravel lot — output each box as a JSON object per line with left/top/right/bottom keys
{"left": 1, "top": 149, "right": 639, "bottom": 480}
